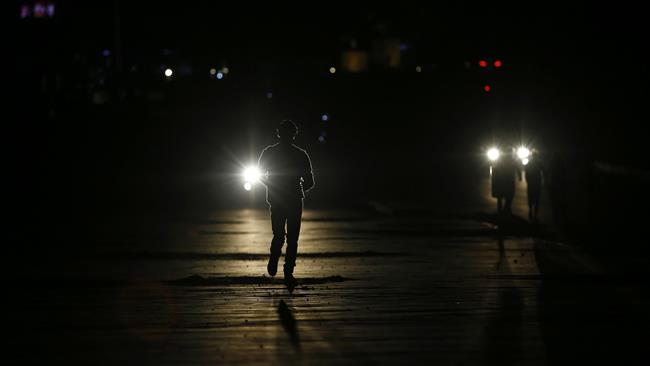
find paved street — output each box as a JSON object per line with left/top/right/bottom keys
{"left": 10, "top": 178, "right": 650, "bottom": 365}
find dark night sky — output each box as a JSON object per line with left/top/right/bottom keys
{"left": 13, "top": 2, "right": 649, "bottom": 91}
{"left": 17, "top": 2, "right": 647, "bottom": 69}
{"left": 11, "top": 1, "right": 650, "bottom": 151}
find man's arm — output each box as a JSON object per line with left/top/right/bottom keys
{"left": 301, "top": 152, "right": 315, "bottom": 192}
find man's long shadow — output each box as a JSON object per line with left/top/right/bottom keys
{"left": 481, "top": 227, "right": 524, "bottom": 365}
{"left": 278, "top": 299, "right": 301, "bottom": 350}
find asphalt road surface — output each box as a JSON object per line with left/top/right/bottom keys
{"left": 9, "top": 177, "right": 650, "bottom": 365}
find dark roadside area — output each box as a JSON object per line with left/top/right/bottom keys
{"left": 535, "top": 156, "right": 650, "bottom": 365}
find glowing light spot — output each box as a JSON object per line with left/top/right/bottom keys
{"left": 522, "top": 158, "right": 530, "bottom": 166}
{"left": 322, "top": 114, "right": 329, "bottom": 121}
{"left": 487, "top": 148, "right": 500, "bottom": 162}
{"left": 164, "top": 68, "right": 173, "bottom": 77}
{"left": 243, "top": 182, "right": 252, "bottom": 191}
{"left": 415, "top": 66, "right": 422, "bottom": 73}
{"left": 479, "top": 60, "right": 488, "bottom": 68}
{"left": 243, "top": 166, "right": 261, "bottom": 183}
{"left": 494, "top": 60, "right": 503, "bottom": 68}
{"left": 20, "top": 5, "right": 31, "bottom": 19}
{"left": 216, "top": 72, "right": 224, "bottom": 80}
{"left": 33, "top": 3, "right": 46, "bottom": 18}
{"left": 483, "top": 85, "right": 491, "bottom": 92}
{"left": 222, "top": 67, "right": 230, "bottom": 74}
{"left": 209, "top": 68, "right": 217, "bottom": 75}
{"left": 517, "top": 146, "right": 531, "bottom": 160}
{"left": 329, "top": 67, "right": 336, "bottom": 74}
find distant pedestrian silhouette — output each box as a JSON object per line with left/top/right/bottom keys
{"left": 491, "top": 148, "right": 521, "bottom": 215}
{"left": 525, "top": 151, "right": 543, "bottom": 222}
{"left": 258, "top": 120, "right": 314, "bottom": 292}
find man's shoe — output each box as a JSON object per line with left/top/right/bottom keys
{"left": 284, "top": 273, "right": 298, "bottom": 293}
{"left": 267, "top": 253, "right": 280, "bottom": 277}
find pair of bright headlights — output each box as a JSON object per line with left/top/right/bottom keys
{"left": 487, "top": 146, "right": 532, "bottom": 165}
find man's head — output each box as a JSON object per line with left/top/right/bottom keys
{"left": 277, "top": 120, "right": 298, "bottom": 143}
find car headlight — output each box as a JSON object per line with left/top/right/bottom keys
{"left": 242, "top": 166, "right": 261, "bottom": 183}
{"left": 487, "top": 147, "right": 500, "bottom": 162}
{"left": 242, "top": 166, "right": 261, "bottom": 191}
{"left": 517, "top": 146, "right": 531, "bottom": 160}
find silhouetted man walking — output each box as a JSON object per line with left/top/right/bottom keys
{"left": 491, "top": 148, "right": 520, "bottom": 215}
{"left": 525, "top": 151, "right": 544, "bottom": 222}
{"left": 258, "top": 120, "right": 314, "bottom": 292}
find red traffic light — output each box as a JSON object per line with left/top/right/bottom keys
{"left": 494, "top": 60, "right": 503, "bottom": 68}
{"left": 483, "top": 85, "right": 492, "bottom": 92}
{"left": 478, "top": 60, "right": 488, "bottom": 68}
